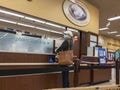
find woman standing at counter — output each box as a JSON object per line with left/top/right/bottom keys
{"left": 55, "top": 30, "right": 73, "bottom": 88}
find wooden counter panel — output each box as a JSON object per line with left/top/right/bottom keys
{"left": 78, "top": 70, "right": 90, "bottom": 84}
{"left": 93, "top": 69, "right": 111, "bottom": 83}
{"left": 0, "top": 70, "right": 90, "bottom": 89}
{"left": 0, "top": 65, "right": 57, "bottom": 70}
{"left": 0, "top": 72, "right": 75, "bottom": 90}
{"left": 0, "top": 73, "right": 62, "bottom": 90}
{"left": 0, "top": 52, "right": 55, "bottom": 63}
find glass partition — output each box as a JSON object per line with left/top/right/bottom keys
{"left": 0, "top": 31, "right": 54, "bottom": 54}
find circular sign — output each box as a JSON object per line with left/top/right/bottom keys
{"left": 63, "top": 0, "right": 90, "bottom": 26}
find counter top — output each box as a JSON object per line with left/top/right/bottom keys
{"left": 81, "top": 61, "right": 115, "bottom": 65}
{"left": 0, "top": 63, "right": 59, "bottom": 66}
{"left": 0, "top": 50, "right": 55, "bottom": 55}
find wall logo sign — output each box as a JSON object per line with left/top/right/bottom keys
{"left": 63, "top": 0, "right": 90, "bottom": 26}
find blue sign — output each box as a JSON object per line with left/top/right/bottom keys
{"left": 48, "top": 56, "right": 55, "bottom": 63}
{"left": 98, "top": 48, "right": 106, "bottom": 65}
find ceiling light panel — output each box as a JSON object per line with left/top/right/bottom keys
{"left": 0, "top": 9, "right": 24, "bottom": 18}
{"left": 0, "top": 9, "right": 65, "bottom": 35}
{"left": 108, "top": 31, "right": 117, "bottom": 34}
{"left": 36, "top": 27, "right": 62, "bottom": 34}
{"left": 99, "top": 27, "right": 109, "bottom": 30}
{"left": 35, "top": 27, "right": 50, "bottom": 32}
{"left": 116, "top": 35, "right": 120, "bottom": 37}
{"left": 0, "top": 18, "right": 17, "bottom": 24}
{"left": 49, "top": 30, "right": 63, "bottom": 34}
{"left": 45, "top": 22, "right": 65, "bottom": 29}
{"left": 25, "top": 17, "right": 45, "bottom": 24}
{"left": 108, "top": 16, "right": 120, "bottom": 21}
{"left": 0, "top": 9, "right": 65, "bottom": 31}
{"left": 18, "top": 23, "right": 35, "bottom": 28}
{"left": 67, "top": 28, "right": 78, "bottom": 32}
{"left": 106, "top": 22, "right": 111, "bottom": 27}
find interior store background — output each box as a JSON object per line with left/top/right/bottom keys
{"left": 0, "top": 0, "right": 119, "bottom": 90}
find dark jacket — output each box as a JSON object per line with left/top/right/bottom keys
{"left": 56, "top": 39, "right": 73, "bottom": 53}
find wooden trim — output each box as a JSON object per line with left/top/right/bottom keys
{"left": 90, "top": 64, "right": 94, "bottom": 85}
{"left": 116, "top": 60, "right": 119, "bottom": 84}
{"left": 74, "top": 59, "right": 80, "bottom": 87}
{"left": 53, "top": 40, "right": 55, "bottom": 53}
{"left": 0, "top": 63, "right": 59, "bottom": 66}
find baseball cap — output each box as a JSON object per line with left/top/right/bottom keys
{"left": 64, "top": 31, "right": 73, "bottom": 37}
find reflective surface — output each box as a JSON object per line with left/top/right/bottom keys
{"left": 0, "top": 31, "right": 53, "bottom": 54}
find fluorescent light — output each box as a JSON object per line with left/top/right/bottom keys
{"left": 108, "top": 31, "right": 117, "bottom": 34}
{"left": 18, "top": 23, "right": 35, "bottom": 28}
{"left": 67, "top": 28, "right": 78, "bottom": 32}
{"left": 0, "top": 9, "right": 24, "bottom": 18}
{"left": 36, "top": 27, "right": 50, "bottom": 32}
{"left": 99, "top": 27, "right": 109, "bottom": 30}
{"left": 49, "top": 30, "right": 63, "bottom": 34}
{"left": 106, "top": 22, "right": 111, "bottom": 27}
{"left": 0, "top": 18, "right": 17, "bottom": 24}
{"left": 0, "top": 18, "right": 62, "bottom": 34}
{"left": 108, "top": 16, "right": 120, "bottom": 21}
{"left": 116, "top": 35, "right": 120, "bottom": 37}
{"left": 25, "top": 17, "right": 64, "bottom": 29}
{"left": 36, "top": 27, "right": 62, "bottom": 34}
{"left": 25, "top": 17, "right": 45, "bottom": 23}
{"left": 45, "top": 22, "right": 65, "bottom": 29}
{"left": 25, "top": 17, "right": 65, "bottom": 29}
